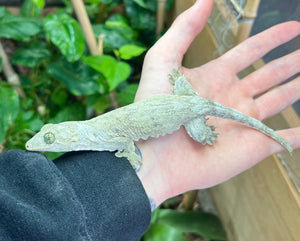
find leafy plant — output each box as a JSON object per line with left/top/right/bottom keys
{"left": 142, "top": 209, "right": 227, "bottom": 241}
{"left": 0, "top": 0, "right": 154, "bottom": 150}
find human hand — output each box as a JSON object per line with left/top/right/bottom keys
{"left": 135, "top": 0, "right": 300, "bottom": 209}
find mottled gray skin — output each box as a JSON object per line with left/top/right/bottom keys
{"left": 26, "top": 70, "right": 292, "bottom": 169}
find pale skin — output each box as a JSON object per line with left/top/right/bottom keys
{"left": 135, "top": 0, "right": 300, "bottom": 209}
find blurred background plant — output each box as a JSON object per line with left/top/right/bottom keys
{"left": 0, "top": 0, "right": 173, "bottom": 156}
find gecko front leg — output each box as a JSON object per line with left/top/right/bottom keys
{"left": 169, "top": 68, "right": 197, "bottom": 96}
{"left": 113, "top": 137, "right": 142, "bottom": 170}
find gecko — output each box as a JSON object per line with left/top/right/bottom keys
{"left": 26, "top": 69, "right": 293, "bottom": 169}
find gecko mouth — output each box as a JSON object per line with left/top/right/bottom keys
{"left": 25, "top": 140, "right": 47, "bottom": 151}
{"left": 25, "top": 142, "right": 37, "bottom": 151}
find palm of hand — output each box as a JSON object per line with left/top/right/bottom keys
{"left": 136, "top": 61, "right": 271, "bottom": 196}
{"left": 135, "top": 1, "right": 300, "bottom": 202}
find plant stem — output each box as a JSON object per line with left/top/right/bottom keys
{"left": 182, "top": 190, "right": 198, "bottom": 211}
{"left": 0, "top": 40, "right": 26, "bottom": 98}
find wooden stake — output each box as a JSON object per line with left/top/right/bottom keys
{"left": 71, "top": 0, "right": 100, "bottom": 55}
{"left": 156, "top": 0, "right": 167, "bottom": 38}
{"left": 0, "top": 40, "right": 26, "bottom": 98}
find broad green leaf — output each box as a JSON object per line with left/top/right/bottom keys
{"left": 133, "top": 0, "right": 149, "bottom": 9}
{"left": 93, "top": 24, "right": 133, "bottom": 52}
{"left": 49, "top": 103, "right": 86, "bottom": 124}
{"left": 51, "top": 86, "right": 68, "bottom": 108}
{"left": 93, "top": 14, "right": 137, "bottom": 53}
{"left": 143, "top": 224, "right": 187, "bottom": 241}
{"left": 124, "top": 0, "right": 156, "bottom": 30}
{"left": 117, "top": 83, "right": 138, "bottom": 106}
{"left": 14, "top": 98, "right": 43, "bottom": 132}
{"left": 12, "top": 43, "right": 51, "bottom": 67}
{"left": 105, "top": 14, "right": 130, "bottom": 28}
{"left": 109, "top": 61, "right": 131, "bottom": 91}
{"left": 15, "top": 110, "right": 43, "bottom": 132}
{"left": 0, "top": 7, "right": 41, "bottom": 41}
{"left": 47, "top": 60, "right": 105, "bottom": 96}
{"left": 0, "top": 58, "right": 2, "bottom": 72}
{"left": 156, "top": 209, "right": 227, "bottom": 240}
{"left": 0, "top": 87, "right": 19, "bottom": 142}
{"left": 119, "top": 44, "right": 146, "bottom": 60}
{"left": 45, "top": 152, "right": 64, "bottom": 160}
{"left": 93, "top": 95, "right": 110, "bottom": 114}
{"left": 33, "top": 0, "right": 45, "bottom": 8}
{"left": 21, "top": 0, "right": 45, "bottom": 17}
{"left": 44, "top": 14, "right": 84, "bottom": 62}
{"left": 83, "top": 55, "right": 131, "bottom": 91}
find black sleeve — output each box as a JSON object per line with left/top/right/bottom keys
{"left": 0, "top": 150, "right": 151, "bottom": 241}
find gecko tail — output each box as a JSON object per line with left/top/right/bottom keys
{"left": 199, "top": 100, "right": 293, "bottom": 153}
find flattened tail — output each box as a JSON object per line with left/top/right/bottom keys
{"left": 202, "top": 100, "right": 293, "bottom": 153}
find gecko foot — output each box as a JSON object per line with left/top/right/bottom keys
{"left": 184, "top": 117, "right": 219, "bottom": 145}
{"left": 115, "top": 143, "right": 143, "bottom": 171}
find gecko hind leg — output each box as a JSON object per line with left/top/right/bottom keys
{"left": 184, "top": 117, "right": 219, "bottom": 145}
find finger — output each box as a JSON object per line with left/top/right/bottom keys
{"left": 220, "top": 21, "right": 300, "bottom": 73}
{"left": 243, "top": 49, "right": 300, "bottom": 97}
{"left": 271, "top": 127, "right": 300, "bottom": 153}
{"left": 147, "top": 0, "right": 213, "bottom": 65}
{"left": 255, "top": 76, "right": 300, "bottom": 120}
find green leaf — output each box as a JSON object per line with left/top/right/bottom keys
{"left": 109, "top": 62, "right": 131, "bottom": 91}
{"left": 45, "top": 152, "right": 64, "bottom": 160}
{"left": 51, "top": 86, "right": 68, "bottom": 108}
{"left": 156, "top": 209, "right": 227, "bottom": 240}
{"left": 12, "top": 42, "right": 51, "bottom": 67}
{"left": 83, "top": 55, "right": 131, "bottom": 91}
{"left": 49, "top": 103, "right": 86, "bottom": 124}
{"left": 117, "top": 83, "right": 138, "bottom": 106}
{"left": 44, "top": 14, "right": 84, "bottom": 62}
{"left": 20, "top": 0, "right": 45, "bottom": 17}
{"left": 33, "top": 0, "right": 45, "bottom": 8}
{"left": 93, "top": 14, "right": 138, "bottom": 53}
{"left": 47, "top": 60, "right": 105, "bottom": 96}
{"left": 15, "top": 110, "right": 43, "bottom": 132}
{"left": 133, "top": 0, "right": 149, "bottom": 9}
{"left": 143, "top": 224, "right": 187, "bottom": 241}
{"left": 0, "top": 87, "right": 19, "bottom": 142}
{"left": 119, "top": 44, "right": 146, "bottom": 60}
{"left": 124, "top": 0, "right": 156, "bottom": 30}
{"left": 0, "top": 58, "right": 2, "bottom": 72}
{"left": 0, "top": 7, "right": 41, "bottom": 41}
{"left": 93, "top": 95, "right": 110, "bottom": 114}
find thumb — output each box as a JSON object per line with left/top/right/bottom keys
{"left": 149, "top": 0, "right": 213, "bottom": 65}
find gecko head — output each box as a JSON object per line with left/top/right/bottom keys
{"left": 25, "top": 122, "right": 81, "bottom": 152}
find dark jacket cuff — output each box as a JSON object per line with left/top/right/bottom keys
{"left": 54, "top": 151, "right": 151, "bottom": 240}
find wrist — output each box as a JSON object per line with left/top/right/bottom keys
{"left": 135, "top": 140, "right": 169, "bottom": 211}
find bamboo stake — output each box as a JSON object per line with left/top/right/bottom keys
{"left": 71, "top": 0, "right": 120, "bottom": 108}
{"left": 0, "top": 40, "right": 26, "bottom": 98}
{"left": 97, "top": 34, "right": 105, "bottom": 56}
{"left": 156, "top": 0, "right": 167, "bottom": 38}
{"left": 71, "top": 0, "right": 100, "bottom": 55}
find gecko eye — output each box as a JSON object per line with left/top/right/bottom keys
{"left": 44, "top": 132, "right": 55, "bottom": 144}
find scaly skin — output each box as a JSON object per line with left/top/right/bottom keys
{"left": 26, "top": 70, "right": 292, "bottom": 169}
